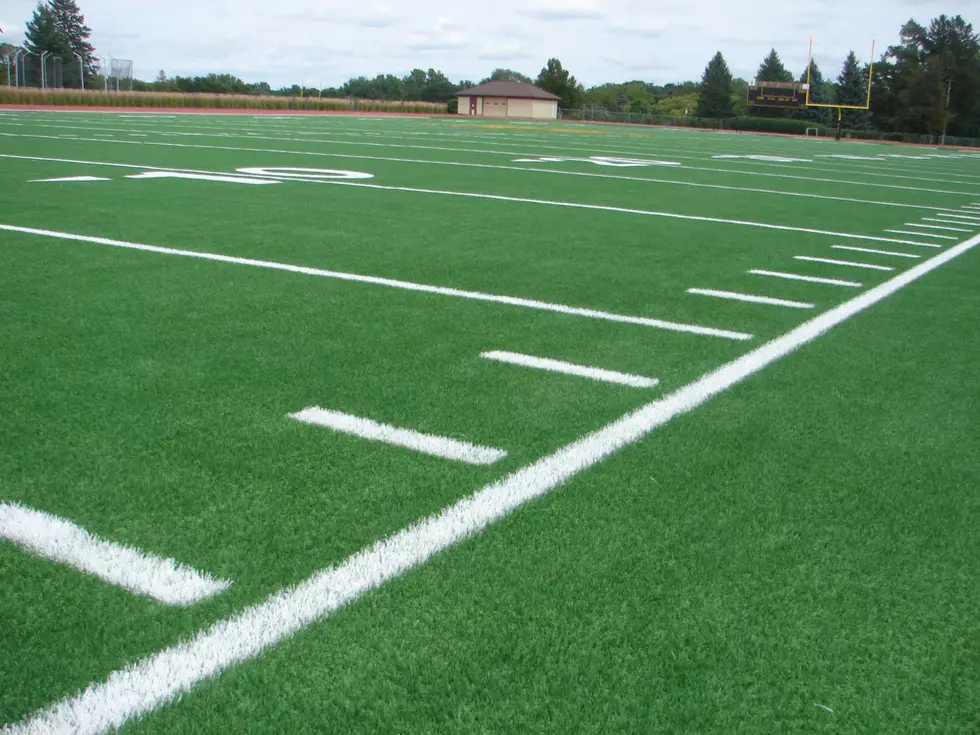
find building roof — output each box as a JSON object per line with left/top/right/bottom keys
{"left": 457, "top": 80, "right": 560, "bottom": 101}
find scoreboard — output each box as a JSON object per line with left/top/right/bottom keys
{"left": 747, "top": 81, "right": 808, "bottom": 109}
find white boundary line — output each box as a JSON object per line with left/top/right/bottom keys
{"left": 0, "top": 224, "right": 752, "bottom": 341}
{"left": 287, "top": 407, "right": 507, "bottom": 465}
{"left": 831, "top": 245, "right": 921, "bottom": 259}
{"left": 885, "top": 230, "right": 953, "bottom": 242}
{"left": 10, "top": 232, "right": 980, "bottom": 735}
{"left": 749, "top": 270, "right": 862, "bottom": 287}
{"left": 0, "top": 502, "right": 231, "bottom": 606}
{"left": 794, "top": 256, "right": 894, "bottom": 272}
{"left": 0, "top": 152, "right": 939, "bottom": 247}
{"left": 480, "top": 350, "right": 659, "bottom": 388}
{"left": 685, "top": 288, "right": 814, "bottom": 309}
{"left": 903, "top": 222, "right": 970, "bottom": 233}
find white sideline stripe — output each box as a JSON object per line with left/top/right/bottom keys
{"left": 0, "top": 150, "right": 937, "bottom": 247}
{"left": 832, "top": 245, "right": 921, "bottom": 259}
{"left": 30, "top": 176, "right": 110, "bottom": 183}
{"left": 922, "top": 218, "right": 973, "bottom": 228}
{"left": 937, "top": 213, "right": 980, "bottom": 222}
{"left": 0, "top": 502, "right": 231, "bottom": 606}
{"left": 685, "top": 288, "right": 814, "bottom": 309}
{"left": 287, "top": 407, "right": 507, "bottom": 465}
{"left": 903, "top": 222, "right": 971, "bottom": 233}
{"left": 480, "top": 350, "right": 659, "bottom": 388}
{"left": 749, "top": 270, "right": 862, "bottom": 287}
{"left": 0, "top": 224, "right": 751, "bottom": 341}
{"left": 12, "top": 232, "right": 980, "bottom": 735}
{"left": 885, "top": 230, "right": 953, "bottom": 242}
{"left": 794, "top": 256, "right": 894, "bottom": 272}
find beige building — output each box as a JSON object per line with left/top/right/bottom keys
{"left": 456, "top": 80, "right": 560, "bottom": 119}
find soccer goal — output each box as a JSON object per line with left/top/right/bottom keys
{"left": 805, "top": 127, "right": 820, "bottom": 137}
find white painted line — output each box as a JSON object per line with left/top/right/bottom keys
{"left": 480, "top": 350, "right": 659, "bottom": 388}
{"left": 885, "top": 230, "right": 953, "bottom": 242}
{"left": 125, "top": 171, "right": 278, "bottom": 185}
{"left": 0, "top": 502, "right": 231, "bottom": 606}
{"left": 922, "top": 217, "right": 973, "bottom": 228}
{"left": 903, "top": 222, "right": 971, "bottom": 233}
{"left": 13, "top": 232, "right": 980, "bottom": 735}
{"left": 749, "top": 270, "right": 862, "bottom": 287}
{"left": 936, "top": 213, "right": 980, "bottom": 222}
{"left": 832, "top": 245, "right": 921, "bottom": 259}
{"left": 29, "top": 176, "right": 110, "bottom": 183}
{"left": 685, "top": 288, "right": 814, "bottom": 309}
{"left": 0, "top": 224, "right": 752, "bottom": 341}
{"left": 287, "top": 407, "right": 507, "bottom": 465}
{"left": 794, "top": 256, "right": 894, "bottom": 272}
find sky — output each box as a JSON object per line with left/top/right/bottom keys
{"left": 0, "top": 0, "right": 974, "bottom": 88}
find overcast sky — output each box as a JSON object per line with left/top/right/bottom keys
{"left": 1, "top": 0, "right": 974, "bottom": 88}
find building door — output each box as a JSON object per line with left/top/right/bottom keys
{"left": 469, "top": 96, "right": 478, "bottom": 115}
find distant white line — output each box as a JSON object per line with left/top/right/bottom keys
{"left": 685, "top": 287, "right": 814, "bottom": 309}
{"left": 794, "top": 256, "right": 894, "bottom": 272}
{"left": 749, "top": 270, "right": 862, "bottom": 287}
{"left": 287, "top": 407, "right": 507, "bottom": 465}
{"left": 832, "top": 245, "right": 921, "bottom": 259}
{"left": 0, "top": 502, "right": 231, "bottom": 606}
{"left": 12, "top": 233, "right": 980, "bottom": 735}
{"left": 885, "top": 230, "right": 953, "bottom": 242}
{"left": 938, "top": 212, "right": 980, "bottom": 220}
{"left": 931, "top": 213, "right": 980, "bottom": 224}
{"left": 922, "top": 217, "right": 972, "bottom": 228}
{"left": 29, "top": 176, "right": 110, "bottom": 183}
{"left": 480, "top": 350, "right": 659, "bottom": 388}
{"left": 0, "top": 224, "right": 751, "bottom": 341}
{"left": 903, "top": 222, "right": 971, "bottom": 233}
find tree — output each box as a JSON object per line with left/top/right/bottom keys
{"left": 797, "top": 60, "right": 832, "bottom": 125}
{"left": 535, "top": 58, "right": 584, "bottom": 109}
{"left": 756, "top": 48, "right": 794, "bottom": 83}
{"left": 924, "top": 15, "right": 980, "bottom": 137}
{"left": 156, "top": 70, "right": 167, "bottom": 83}
{"left": 24, "top": 0, "right": 96, "bottom": 88}
{"left": 481, "top": 68, "right": 532, "bottom": 84}
{"left": 696, "top": 51, "right": 735, "bottom": 118}
{"left": 837, "top": 51, "right": 873, "bottom": 130}
{"left": 50, "top": 0, "right": 96, "bottom": 77}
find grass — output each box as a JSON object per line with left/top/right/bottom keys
{"left": 0, "top": 110, "right": 979, "bottom": 733}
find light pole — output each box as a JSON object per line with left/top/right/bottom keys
{"left": 40, "top": 51, "right": 50, "bottom": 88}
{"left": 74, "top": 52, "right": 84, "bottom": 90}
{"left": 101, "top": 56, "right": 108, "bottom": 91}
{"left": 940, "top": 78, "right": 952, "bottom": 146}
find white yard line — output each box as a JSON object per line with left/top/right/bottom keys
{"left": 11, "top": 232, "right": 980, "bottom": 735}
{"left": 749, "top": 270, "right": 863, "bottom": 287}
{"left": 831, "top": 245, "right": 921, "bottom": 259}
{"left": 480, "top": 350, "right": 659, "bottom": 388}
{"left": 885, "top": 230, "right": 953, "bottom": 242}
{"left": 0, "top": 502, "right": 231, "bottom": 606}
{"left": 903, "top": 222, "right": 971, "bottom": 233}
{"left": 287, "top": 407, "right": 507, "bottom": 465}
{"left": 935, "top": 212, "right": 980, "bottom": 222}
{"left": 685, "top": 288, "right": 814, "bottom": 309}
{"left": 922, "top": 217, "right": 973, "bottom": 227}
{"left": 0, "top": 224, "right": 752, "bottom": 341}
{"left": 794, "top": 256, "right": 894, "bottom": 272}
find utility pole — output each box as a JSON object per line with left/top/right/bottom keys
{"left": 40, "top": 51, "right": 49, "bottom": 88}
{"left": 940, "top": 78, "right": 952, "bottom": 146}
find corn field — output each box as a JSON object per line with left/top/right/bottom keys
{"left": 0, "top": 87, "right": 448, "bottom": 113}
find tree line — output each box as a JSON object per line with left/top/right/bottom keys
{"left": 7, "top": 2, "right": 979, "bottom": 138}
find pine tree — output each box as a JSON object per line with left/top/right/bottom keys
{"left": 755, "top": 48, "right": 794, "bottom": 83}
{"left": 696, "top": 52, "right": 735, "bottom": 118}
{"left": 50, "top": 0, "right": 96, "bottom": 83}
{"left": 837, "top": 51, "right": 873, "bottom": 130}
{"left": 798, "top": 60, "right": 832, "bottom": 126}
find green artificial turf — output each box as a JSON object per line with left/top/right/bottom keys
{"left": 1, "top": 111, "right": 978, "bottom": 731}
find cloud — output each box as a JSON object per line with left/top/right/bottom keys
{"left": 610, "top": 17, "right": 669, "bottom": 37}
{"left": 476, "top": 43, "right": 535, "bottom": 61}
{"left": 519, "top": 0, "right": 604, "bottom": 21}
{"left": 406, "top": 17, "right": 467, "bottom": 51}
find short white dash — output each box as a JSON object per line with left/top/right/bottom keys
{"left": 686, "top": 287, "right": 814, "bottom": 309}
{"left": 30, "top": 176, "right": 110, "bottom": 183}
{"left": 0, "top": 502, "right": 231, "bottom": 606}
{"left": 903, "top": 222, "right": 971, "bottom": 232}
{"left": 937, "top": 212, "right": 980, "bottom": 221}
{"left": 814, "top": 704, "right": 835, "bottom": 714}
{"left": 884, "top": 230, "right": 951, "bottom": 242}
{"left": 932, "top": 214, "right": 980, "bottom": 224}
{"left": 480, "top": 350, "right": 659, "bottom": 388}
{"left": 922, "top": 217, "right": 973, "bottom": 229}
{"left": 749, "top": 270, "right": 862, "bottom": 287}
{"left": 794, "top": 256, "right": 894, "bottom": 272}
{"left": 288, "top": 407, "right": 507, "bottom": 465}
{"left": 832, "top": 245, "right": 921, "bottom": 259}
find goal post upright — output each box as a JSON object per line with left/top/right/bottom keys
{"left": 804, "top": 37, "right": 876, "bottom": 139}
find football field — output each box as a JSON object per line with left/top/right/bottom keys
{"left": 1, "top": 110, "right": 979, "bottom": 733}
